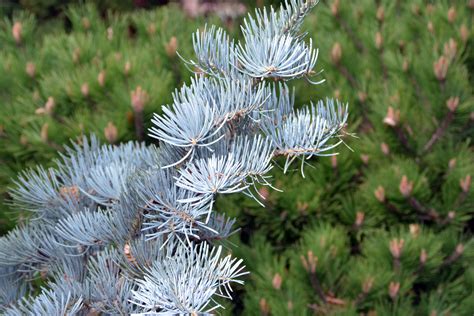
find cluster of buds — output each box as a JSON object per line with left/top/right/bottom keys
{"left": 59, "top": 185, "right": 80, "bottom": 201}
{"left": 300, "top": 250, "right": 317, "bottom": 274}
{"left": 399, "top": 175, "right": 414, "bottom": 197}
{"left": 383, "top": 106, "right": 400, "bottom": 127}
{"left": 459, "top": 175, "right": 471, "bottom": 193}
{"left": 165, "top": 37, "right": 178, "bottom": 58}
{"left": 131, "top": 86, "right": 149, "bottom": 113}
{"left": 104, "top": 121, "right": 118, "bottom": 144}
{"left": 35, "top": 97, "right": 56, "bottom": 115}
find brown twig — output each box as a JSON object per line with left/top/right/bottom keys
{"left": 423, "top": 111, "right": 454, "bottom": 153}
{"left": 309, "top": 271, "right": 327, "bottom": 304}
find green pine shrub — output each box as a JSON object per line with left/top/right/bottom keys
{"left": 0, "top": 3, "right": 224, "bottom": 232}
{"left": 218, "top": 0, "right": 474, "bottom": 314}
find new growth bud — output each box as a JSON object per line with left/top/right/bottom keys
{"left": 98, "top": 70, "right": 106, "bottom": 87}
{"left": 12, "top": 21, "right": 22, "bottom": 44}
{"left": 131, "top": 86, "right": 149, "bottom": 113}
{"left": 380, "top": 142, "right": 390, "bottom": 156}
{"left": 374, "top": 186, "right": 385, "bottom": 203}
{"left": 383, "top": 107, "right": 400, "bottom": 127}
{"left": 300, "top": 250, "right": 317, "bottom": 273}
{"left": 375, "top": 32, "right": 383, "bottom": 50}
{"left": 272, "top": 273, "right": 282, "bottom": 290}
{"left": 331, "top": 42, "right": 342, "bottom": 64}
{"left": 460, "top": 175, "right": 471, "bottom": 193}
{"left": 447, "top": 7, "right": 456, "bottom": 23}
{"left": 165, "top": 36, "right": 178, "bottom": 58}
{"left": 433, "top": 56, "right": 449, "bottom": 82}
{"left": 388, "top": 282, "right": 400, "bottom": 300}
{"left": 399, "top": 175, "right": 413, "bottom": 197}
{"left": 26, "top": 62, "right": 36, "bottom": 78}
{"left": 389, "top": 239, "right": 405, "bottom": 259}
{"left": 104, "top": 121, "right": 118, "bottom": 144}
{"left": 446, "top": 97, "right": 459, "bottom": 112}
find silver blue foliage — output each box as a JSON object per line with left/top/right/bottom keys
{"left": 0, "top": 0, "right": 349, "bottom": 314}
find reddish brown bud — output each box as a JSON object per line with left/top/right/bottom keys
{"left": 374, "top": 185, "right": 385, "bottom": 203}
{"left": 362, "top": 277, "right": 374, "bottom": 293}
{"left": 97, "top": 70, "right": 106, "bottom": 87}
{"left": 331, "top": 155, "right": 338, "bottom": 168}
{"left": 376, "top": 6, "right": 385, "bottom": 22}
{"left": 131, "top": 86, "right": 149, "bottom": 113}
{"left": 81, "top": 83, "right": 89, "bottom": 97}
{"left": 330, "top": 0, "right": 340, "bottom": 16}
{"left": 389, "top": 239, "right": 405, "bottom": 259}
{"left": 380, "top": 142, "right": 390, "bottom": 156}
{"left": 12, "top": 21, "right": 22, "bottom": 44}
{"left": 443, "top": 39, "right": 457, "bottom": 61}
{"left": 259, "top": 298, "right": 270, "bottom": 316}
{"left": 358, "top": 91, "right": 367, "bottom": 103}
{"left": 300, "top": 250, "right": 317, "bottom": 273}
{"left": 124, "top": 61, "right": 131, "bottom": 76}
{"left": 355, "top": 211, "right": 365, "bottom": 227}
{"left": 104, "top": 121, "right": 118, "bottom": 144}
{"left": 287, "top": 300, "right": 294, "bottom": 311}
{"left": 375, "top": 32, "right": 383, "bottom": 50}
{"left": 272, "top": 273, "right": 282, "bottom": 290}
{"left": 402, "top": 58, "right": 409, "bottom": 72}
{"left": 455, "top": 244, "right": 464, "bottom": 255}
{"left": 40, "top": 123, "right": 49, "bottom": 142}
{"left": 258, "top": 187, "right": 270, "bottom": 200}
{"left": 448, "top": 211, "right": 456, "bottom": 220}
{"left": 388, "top": 281, "right": 400, "bottom": 300}
{"left": 331, "top": 42, "right": 342, "bottom": 64}
{"left": 420, "top": 249, "right": 428, "bottom": 264}
{"left": 165, "top": 36, "right": 178, "bottom": 58}
{"left": 447, "top": 7, "right": 456, "bottom": 23}
{"left": 383, "top": 106, "right": 400, "bottom": 127}
{"left": 26, "top": 62, "right": 36, "bottom": 78}
{"left": 460, "top": 175, "right": 471, "bottom": 193}
{"left": 448, "top": 158, "right": 457, "bottom": 169}
{"left": 433, "top": 56, "right": 449, "bottom": 81}
{"left": 59, "top": 186, "right": 80, "bottom": 201}
{"left": 360, "top": 154, "right": 369, "bottom": 165}
{"left": 409, "top": 224, "right": 420, "bottom": 238}
{"left": 399, "top": 175, "right": 413, "bottom": 197}
{"left": 446, "top": 97, "right": 459, "bottom": 112}
{"left": 427, "top": 21, "right": 434, "bottom": 34}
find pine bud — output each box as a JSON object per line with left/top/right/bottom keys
{"left": 259, "top": 298, "right": 270, "bottom": 316}
{"left": 20, "top": 134, "right": 28, "bottom": 145}
{"left": 447, "top": 7, "right": 456, "bottom": 24}
{"left": 433, "top": 56, "right": 449, "bottom": 82}
{"left": 331, "top": 155, "right": 338, "bottom": 168}
{"left": 131, "top": 86, "right": 149, "bottom": 113}
{"left": 165, "top": 36, "right": 178, "bottom": 58}
{"left": 358, "top": 91, "right": 367, "bottom": 103}
{"left": 380, "top": 142, "right": 390, "bottom": 156}
{"left": 124, "top": 61, "right": 131, "bottom": 76}
{"left": 399, "top": 175, "right": 413, "bottom": 197}
{"left": 383, "top": 106, "right": 400, "bottom": 127}
{"left": 389, "top": 239, "right": 405, "bottom": 259}
{"left": 448, "top": 158, "right": 456, "bottom": 169}
{"left": 455, "top": 243, "right": 464, "bottom": 255}
{"left": 355, "top": 211, "right": 365, "bottom": 227}
{"left": 81, "top": 83, "right": 89, "bottom": 97}
{"left": 272, "top": 273, "right": 282, "bottom": 290}
{"left": 107, "top": 27, "right": 114, "bottom": 41}
{"left": 97, "top": 70, "right": 106, "bottom": 87}
{"left": 331, "top": 42, "right": 342, "bottom": 64}
{"left": 104, "top": 121, "right": 118, "bottom": 144}
{"left": 388, "top": 282, "right": 400, "bottom": 300}
{"left": 409, "top": 224, "right": 420, "bottom": 238}
{"left": 374, "top": 185, "right": 385, "bottom": 203}
{"left": 287, "top": 301, "right": 293, "bottom": 311}
{"left": 59, "top": 186, "right": 80, "bottom": 201}
{"left": 427, "top": 21, "right": 434, "bottom": 34}
{"left": 26, "top": 62, "right": 36, "bottom": 78}
{"left": 460, "top": 25, "right": 469, "bottom": 43}
{"left": 443, "top": 38, "right": 457, "bottom": 61}
{"left": 147, "top": 23, "right": 156, "bottom": 36}
{"left": 330, "top": 0, "right": 340, "bottom": 16}
{"left": 44, "top": 96, "right": 55, "bottom": 115}
{"left": 402, "top": 58, "right": 409, "bottom": 72}
{"left": 362, "top": 277, "right": 374, "bottom": 293}
{"left": 72, "top": 48, "right": 81, "bottom": 64}
{"left": 459, "top": 175, "right": 471, "bottom": 192}
{"left": 375, "top": 32, "right": 383, "bottom": 50}
{"left": 82, "top": 17, "right": 91, "bottom": 30}
{"left": 41, "top": 123, "right": 49, "bottom": 142}
{"left": 360, "top": 154, "right": 369, "bottom": 165}
{"left": 258, "top": 187, "right": 270, "bottom": 200}
{"left": 446, "top": 97, "right": 459, "bottom": 112}
{"left": 300, "top": 250, "right": 317, "bottom": 273}
{"left": 420, "top": 249, "right": 427, "bottom": 264}
{"left": 333, "top": 89, "right": 341, "bottom": 99}
{"left": 12, "top": 21, "right": 22, "bottom": 44}
{"left": 376, "top": 6, "right": 385, "bottom": 22}
{"left": 448, "top": 211, "right": 456, "bottom": 220}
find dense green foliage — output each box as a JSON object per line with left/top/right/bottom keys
{"left": 1, "top": 0, "right": 473, "bottom": 315}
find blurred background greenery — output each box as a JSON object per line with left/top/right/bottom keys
{"left": 0, "top": 0, "right": 473, "bottom": 315}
